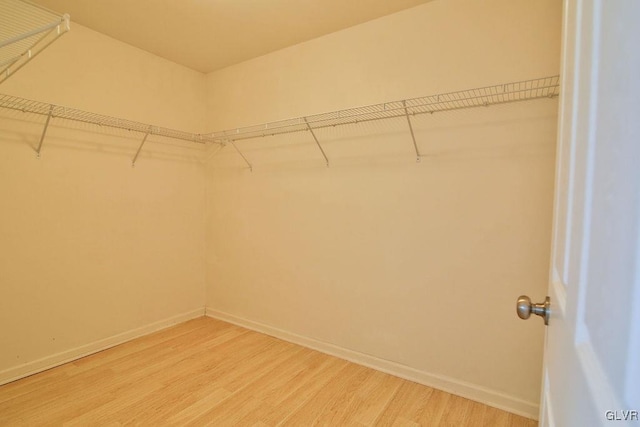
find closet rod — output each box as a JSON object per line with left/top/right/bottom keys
{"left": 208, "top": 75, "right": 560, "bottom": 143}
{"left": 0, "top": 93, "right": 216, "bottom": 145}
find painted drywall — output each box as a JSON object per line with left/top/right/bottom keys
{"left": 0, "top": 0, "right": 560, "bottom": 417}
{"left": 205, "top": 0, "right": 561, "bottom": 417}
{"left": 2, "top": 25, "right": 206, "bottom": 132}
{"left": 0, "top": 24, "right": 207, "bottom": 382}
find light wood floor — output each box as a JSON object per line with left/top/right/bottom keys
{"left": 0, "top": 317, "right": 537, "bottom": 426}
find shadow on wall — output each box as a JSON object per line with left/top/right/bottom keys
{"left": 207, "top": 98, "right": 558, "bottom": 171}
{"left": 0, "top": 95, "right": 557, "bottom": 170}
{"left": 0, "top": 112, "right": 210, "bottom": 165}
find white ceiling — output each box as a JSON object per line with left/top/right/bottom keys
{"left": 31, "top": 0, "right": 432, "bottom": 73}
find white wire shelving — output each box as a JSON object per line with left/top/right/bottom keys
{"left": 0, "top": 0, "right": 70, "bottom": 85}
{"left": 209, "top": 75, "right": 560, "bottom": 170}
{"left": 0, "top": 93, "right": 216, "bottom": 165}
{"left": 0, "top": 0, "right": 561, "bottom": 168}
{"left": 0, "top": 75, "right": 559, "bottom": 168}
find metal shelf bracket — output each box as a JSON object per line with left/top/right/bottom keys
{"left": 230, "top": 140, "right": 252, "bottom": 171}
{"left": 131, "top": 127, "right": 152, "bottom": 167}
{"left": 403, "top": 100, "right": 420, "bottom": 163}
{"left": 304, "top": 117, "right": 329, "bottom": 167}
{"left": 35, "top": 104, "right": 53, "bottom": 158}
{"left": 0, "top": 94, "right": 219, "bottom": 152}
{"left": 1, "top": 76, "right": 559, "bottom": 169}
{"left": 0, "top": 0, "right": 71, "bottom": 86}
{"left": 207, "top": 76, "right": 560, "bottom": 152}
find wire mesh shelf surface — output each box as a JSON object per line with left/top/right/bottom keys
{"left": 0, "top": 93, "right": 214, "bottom": 144}
{"left": 0, "top": 75, "right": 559, "bottom": 152}
{"left": 1, "top": 0, "right": 70, "bottom": 84}
{"left": 0, "top": 2, "right": 560, "bottom": 165}
{"left": 209, "top": 76, "right": 560, "bottom": 143}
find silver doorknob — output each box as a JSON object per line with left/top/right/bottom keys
{"left": 516, "top": 295, "right": 550, "bottom": 325}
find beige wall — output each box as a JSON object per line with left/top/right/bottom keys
{"left": 0, "top": 24, "right": 207, "bottom": 382}
{"left": 0, "top": 0, "right": 561, "bottom": 418}
{"left": 2, "top": 25, "right": 206, "bottom": 132}
{"left": 205, "top": 0, "right": 561, "bottom": 417}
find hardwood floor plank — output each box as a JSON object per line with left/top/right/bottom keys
{"left": 508, "top": 413, "right": 540, "bottom": 427}
{"left": 310, "top": 364, "right": 374, "bottom": 425}
{"left": 181, "top": 346, "right": 308, "bottom": 425}
{"left": 349, "top": 371, "right": 404, "bottom": 425}
{"left": 415, "top": 389, "right": 451, "bottom": 426}
{"left": 70, "top": 318, "right": 215, "bottom": 374}
{"left": 279, "top": 363, "right": 370, "bottom": 425}
{"left": 483, "top": 405, "right": 512, "bottom": 426}
{"left": 252, "top": 354, "right": 349, "bottom": 424}
{"left": 438, "top": 394, "right": 472, "bottom": 426}
{"left": 375, "top": 380, "right": 435, "bottom": 426}
{"left": 164, "top": 386, "right": 232, "bottom": 425}
{"left": 463, "top": 400, "right": 488, "bottom": 426}
{"left": 0, "top": 316, "right": 537, "bottom": 426}
{"left": 212, "top": 348, "right": 320, "bottom": 426}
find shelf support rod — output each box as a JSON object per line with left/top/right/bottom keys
{"left": 304, "top": 117, "right": 329, "bottom": 167}
{"left": 132, "top": 127, "right": 151, "bottom": 167}
{"left": 403, "top": 100, "right": 421, "bottom": 162}
{"left": 36, "top": 104, "right": 54, "bottom": 158}
{"left": 230, "top": 140, "right": 252, "bottom": 171}
{"left": 0, "top": 21, "right": 62, "bottom": 49}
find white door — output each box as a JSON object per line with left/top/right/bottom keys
{"left": 533, "top": 1, "right": 640, "bottom": 426}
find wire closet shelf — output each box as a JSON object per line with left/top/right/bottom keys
{"left": 208, "top": 75, "right": 559, "bottom": 169}
{"left": 0, "top": 75, "right": 559, "bottom": 167}
{"left": 0, "top": 0, "right": 70, "bottom": 85}
{"left": 0, "top": 93, "right": 215, "bottom": 143}
{"left": 210, "top": 75, "right": 560, "bottom": 144}
{"left": 0, "top": 93, "right": 217, "bottom": 165}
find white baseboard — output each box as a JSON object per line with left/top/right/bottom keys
{"left": 206, "top": 307, "right": 539, "bottom": 420}
{"left": 0, "top": 307, "right": 205, "bottom": 386}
